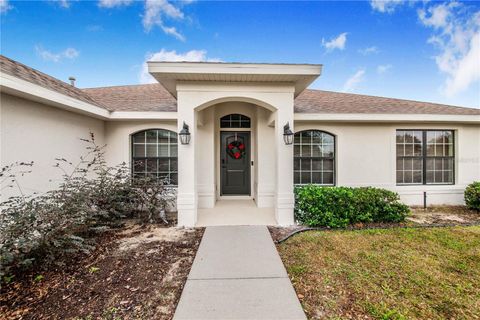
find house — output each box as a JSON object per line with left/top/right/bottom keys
{"left": 1, "top": 54, "right": 479, "bottom": 227}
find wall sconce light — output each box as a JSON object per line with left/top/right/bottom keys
{"left": 179, "top": 122, "right": 191, "bottom": 145}
{"left": 283, "top": 122, "right": 294, "bottom": 145}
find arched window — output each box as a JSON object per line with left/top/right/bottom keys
{"left": 220, "top": 114, "right": 251, "bottom": 128}
{"left": 131, "top": 129, "right": 178, "bottom": 185}
{"left": 294, "top": 130, "right": 335, "bottom": 185}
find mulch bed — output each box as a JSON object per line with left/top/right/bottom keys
{"left": 0, "top": 223, "right": 204, "bottom": 320}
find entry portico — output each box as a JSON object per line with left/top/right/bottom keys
{"left": 148, "top": 62, "right": 323, "bottom": 227}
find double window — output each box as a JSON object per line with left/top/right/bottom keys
{"left": 396, "top": 130, "right": 454, "bottom": 185}
{"left": 131, "top": 129, "right": 178, "bottom": 185}
{"left": 294, "top": 130, "right": 335, "bottom": 185}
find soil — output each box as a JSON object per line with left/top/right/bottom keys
{"left": 408, "top": 205, "right": 480, "bottom": 225}
{"left": 0, "top": 222, "right": 204, "bottom": 320}
{"left": 269, "top": 206, "right": 480, "bottom": 242}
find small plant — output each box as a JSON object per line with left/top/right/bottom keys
{"left": 464, "top": 181, "right": 480, "bottom": 211}
{"left": 3, "top": 274, "right": 14, "bottom": 284}
{"left": 88, "top": 266, "right": 100, "bottom": 274}
{"left": 102, "top": 307, "right": 120, "bottom": 320}
{"left": 34, "top": 274, "right": 44, "bottom": 282}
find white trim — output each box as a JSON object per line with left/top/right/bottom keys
{"left": 147, "top": 62, "right": 322, "bottom": 76}
{"left": 148, "top": 62, "right": 322, "bottom": 97}
{"left": 110, "top": 111, "right": 177, "bottom": 120}
{"left": 1, "top": 72, "right": 110, "bottom": 119}
{"left": 294, "top": 113, "right": 480, "bottom": 123}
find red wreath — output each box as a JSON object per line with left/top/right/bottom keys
{"left": 227, "top": 140, "right": 246, "bottom": 159}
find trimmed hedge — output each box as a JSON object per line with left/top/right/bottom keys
{"left": 295, "top": 186, "right": 410, "bottom": 228}
{"left": 465, "top": 181, "right": 480, "bottom": 211}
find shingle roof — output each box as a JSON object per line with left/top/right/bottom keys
{"left": 83, "top": 83, "right": 176, "bottom": 112}
{"left": 2, "top": 54, "right": 478, "bottom": 116}
{"left": 83, "top": 84, "right": 479, "bottom": 115}
{"left": 294, "top": 90, "right": 480, "bottom": 115}
{"left": 0, "top": 54, "right": 104, "bottom": 108}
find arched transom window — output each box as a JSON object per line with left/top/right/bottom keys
{"left": 220, "top": 114, "right": 251, "bottom": 128}
{"left": 132, "top": 129, "right": 178, "bottom": 185}
{"left": 294, "top": 130, "right": 335, "bottom": 185}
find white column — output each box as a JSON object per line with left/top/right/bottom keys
{"left": 274, "top": 95, "right": 295, "bottom": 226}
{"left": 176, "top": 93, "right": 197, "bottom": 227}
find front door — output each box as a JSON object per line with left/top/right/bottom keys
{"left": 220, "top": 131, "right": 251, "bottom": 195}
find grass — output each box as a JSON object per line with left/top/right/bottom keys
{"left": 277, "top": 226, "right": 480, "bottom": 320}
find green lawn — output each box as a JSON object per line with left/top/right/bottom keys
{"left": 277, "top": 226, "right": 480, "bottom": 320}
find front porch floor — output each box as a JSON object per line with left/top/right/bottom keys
{"left": 196, "top": 199, "right": 277, "bottom": 227}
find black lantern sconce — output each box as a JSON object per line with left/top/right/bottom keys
{"left": 283, "top": 122, "right": 294, "bottom": 145}
{"left": 179, "top": 122, "right": 191, "bottom": 145}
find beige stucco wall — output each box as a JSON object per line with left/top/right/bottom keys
{"left": 294, "top": 121, "right": 480, "bottom": 206}
{"left": 0, "top": 93, "right": 105, "bottom": 200}
{"left": 3, "top": 88, "right": 477, "bottom": 212}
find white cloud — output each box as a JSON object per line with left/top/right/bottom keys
{"left": 0, "top": 0, "right": 12, "bottom": 13}
{"left": 418, "top": 2, "right": 480, "bottom": 96}
{"left": 377, "top": 64, "right": 392, "bottom": 74}
{"left": 86, "top": 24, "right": 103, "bottom": 32}
{"left": 343, "top": 69, "right": 366, "bottom": 92}
{"left": 35, "top": 46, "right": 79, "bottom": 62}
{"left": 98, "top": 0, "right": 193, "bottom": 40}
{"left": 98, "top": 0, "right": 133, "bottom": 8}
{"left": 140, "top": 49, "right": 221, "bottom": 83}
{"left": 143, "top": 0, "right": 187, "bottom": 40}
{"left": 418, "top": 2, "right": 453, "bottom": 29}
{"left": 160, "top": 25, "right": 185, "bottom": 41}
{"left": 322, "top": 32, "right": 348, "bottom": 51}
{"left": 370, "top": 0, "right": 403, "bottom": 13}
{"left": 50, "top": 0, "right": 74, "bottom": 8}
{"left": 359, "top": 46, "right": 379, "bottom": 55}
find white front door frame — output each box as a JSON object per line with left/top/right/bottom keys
{"left": 176, "top": 82, "right": 296, "bottom": 227}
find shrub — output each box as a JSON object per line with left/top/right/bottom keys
{"left": 464, "top": 181, "right": 480, "bottom": 211}
{"left": 0, "top": 133, "right": 175, "bottom": 285}
{"left": 295, "top": 185, "right": 409, "bottom": 228}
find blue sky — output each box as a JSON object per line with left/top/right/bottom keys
{"left": 1, "top": 0, "right": 479, "bottom": 108}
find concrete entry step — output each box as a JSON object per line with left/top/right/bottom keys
{"left": 196, "top": 200, "right": 277, "bottom": 227}
{"left": 173, "top": 226, "right": 306, "bottom": 320}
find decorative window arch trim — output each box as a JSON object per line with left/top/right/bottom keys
{"left": 131, "top": 129, "right": 178, "bottom": 185}
{"left": 294, "top": 130, "right": 336, "bottom": 185}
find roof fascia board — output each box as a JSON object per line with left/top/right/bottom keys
{"left": 294, "top": 113, "right": 480, "bottom": 123}
{"left": 148, "top": 62, "right": 322, "bottom": 97}
{"left": 109, "top": 111, "right": 177, "bottom": 120}
{"left": 147, "top": 62, "right": 322, "bottom": 76}
{"left": 1, "top": 72, "right": 110, "bottom": 119}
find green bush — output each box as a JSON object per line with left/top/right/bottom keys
{"left": 464, "top": 181, "right": 480, "bottom": 211}
{"left": 295, "top": 185, "right": 410, "bottom": 228}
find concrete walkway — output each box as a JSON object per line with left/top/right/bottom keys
{"left": 173, "top": 226, "right": 306, "bottom": 320}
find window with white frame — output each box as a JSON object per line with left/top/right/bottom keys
{"left": 294, "top": 130, "right": 335, "bottom": 185}
{"left": 220, "top": 114, "right": 251, "bottom": 128}
{"left": 396, "top": 130, "right": 454, "bottom": 185}
{"left": 131, "top": 129, "right": 178, "bottom": 185}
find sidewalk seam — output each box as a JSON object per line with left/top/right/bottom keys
{"left": 187, "top": 276, "right": 288, "bottom": 281}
